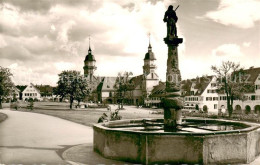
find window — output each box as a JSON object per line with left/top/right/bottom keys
{"left": 214, "top": 104, "right": 217, "bottom": 109}
{"left": 207, "top": 90, "right": 210, "bottom": 93}
{"left": 211, "top": 83, "right": 216, "bottom": 87}
{"left": 243, "top": 96, "right": 249, "bottom": 100}
{"left": 213, "top": 97, "right": 218, "bottom": 101}
{"left": 190, "top": 91, "right": 194, "bottom": 95}
{"left": 251, "top": 95, "right": 256, "bottom": 100}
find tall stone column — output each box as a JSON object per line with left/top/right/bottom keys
{"left": 163, "top": 37, "right": 183, "bottom": 129}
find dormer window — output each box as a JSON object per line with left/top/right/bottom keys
{"left": 211, "top": 83, "right": 216, "bottom": 87}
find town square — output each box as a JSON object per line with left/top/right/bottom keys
{"left": 0, "top": 0, "right": 260, "bottom": 164}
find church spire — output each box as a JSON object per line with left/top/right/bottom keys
{"left": 88, "top": 36, "right": 92, "bottom": 54}
{"left": 148, "top": 33, "right": 152, "bottom": 51}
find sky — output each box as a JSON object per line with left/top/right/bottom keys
{"left": 0, "top": 0, "right": 259, "bottom": 86}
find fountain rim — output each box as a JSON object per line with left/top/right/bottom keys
{"left": 93, "top": 118, "right": 260, "bottom": 136}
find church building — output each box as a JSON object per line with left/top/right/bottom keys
{"left": 83, "top": 37, "right": 159, "bottom": 105}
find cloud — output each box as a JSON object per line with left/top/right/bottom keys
{"left": 8, "top": 63, "right": 59, "bottom": 86}
{"left": 243, "top": 42, "right": 251, "bottom": 47}
{"left": 212, "top": 44, "right": 243, "bottom": 58}
{"left": 0, "top": 0, "right": 182, "bottom": 85}
{"left": 0, "top": 35, "right": 7, "bottom": 48}
{"left": 203, "top": 0, "right": 260, "bottom": 28}
{"left": 54, "top": 62, "right": 76, "bottom": 71}
{"left": 1, "top": 0, "right": 105, "bottom": 13}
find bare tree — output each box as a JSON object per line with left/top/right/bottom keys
{"left": 211, "top": 61, "right": 254, "bottom": 117}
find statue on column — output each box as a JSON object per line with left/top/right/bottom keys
{"left": 163, "top": 5, "right": 178, "bottom": 38}
{"left": 163, "top": 5, "right": 183, "bottom": 129}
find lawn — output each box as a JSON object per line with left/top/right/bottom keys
{"left": 8, "top": 102, "right": 163, "bottom": 127}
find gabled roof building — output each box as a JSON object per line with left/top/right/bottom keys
{"left": 22, "top": 83, "right": 41, "bottom": 101}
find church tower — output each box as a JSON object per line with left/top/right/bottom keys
{"left": 83, "top": 38, "right": 97, "bottom": 81}
{"left": 143, "top": 37, "right": 158, "bottom": 79}
{"left": 142, "top": 35, "right": 159, "bottom": 97}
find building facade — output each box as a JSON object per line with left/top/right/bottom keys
{"left": 22, "top": 83, "right": 41, "bottom": 101}
{"left": 183, "top": 76, "right": 219, "bottom": 114}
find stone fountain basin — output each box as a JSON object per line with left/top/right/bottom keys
{"left": 93, "top": 118, "right": 260, "bottom": 164}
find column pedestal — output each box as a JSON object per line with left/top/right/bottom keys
{"left": 163, "top": 37, "right": 183, "bottom": 129}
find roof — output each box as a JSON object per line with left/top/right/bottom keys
{"left": 181, "top": 76, "right": 213, "bottom": 96}
{"left": 22, "top": 83, "right": 41, "bottom": 93}
{"left": 100, "top": 77, "right": 117, "bottom": 91}
{"left": 242, "top": 67, "right": 260, "bottom": 83}
{"left": 144, "top": 44, "right": 156, "bottom": 60}
{"left": 85, "top": 54, "right": 96, "bottom": 61}
{"left": 129, "top": 75, "right": 143, "bottom": 90}
{"left": 194, "top": 76, "right": 213, "bottom": 95}
{"left": 84, "top": 48, "right": 96, "bottom": 61}
{"left": 150, "top": 82, "right": 166, "bottom": 97}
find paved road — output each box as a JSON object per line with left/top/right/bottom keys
{"left": 0, "top": 109, "right": 92, "bottom": 164}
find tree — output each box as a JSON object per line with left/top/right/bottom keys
{"left": 195, "top": 104, "right": 199, "bottom": 111}
{"left": 56, "top": 70, "right": 90, "bottom": 109}
{"left": 114, "top": 71, "right": 133, "bottom": 109}
{"left": 53, "top": 84, "right": 66, "bottom": 102}
{"left": 74, "top": 76, "right": 91, "bottom": 107}
{"left": 36, "top": 85, "right": 53, "bottom": 97}
{"left": 211, "top": 61, "right": 254, "bottom": 117}
{"left": 0, "top": 66, "right": 14, "bottom": 109}
{"left": 203, "top": 105, "right": 208, "bottom": 113}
